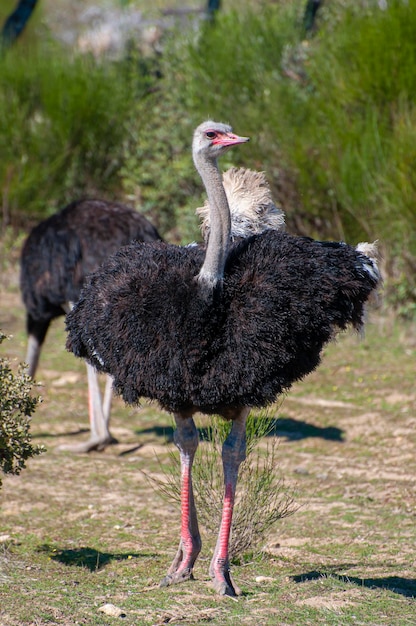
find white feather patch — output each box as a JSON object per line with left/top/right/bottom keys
{"left": 196, "top": 167, "right": 285, "bottom": 241}
{"left": 356, "top": 241, "right": 380, "bottom": 281}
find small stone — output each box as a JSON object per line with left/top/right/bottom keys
{"left": 255, "top": 575, "right": 274, "bottom": 583}
{"left": 98, "top": 603, "right": 126, "bottom": 618}
{"left": 294, "top": 467, "right": 309, "bottom": 475}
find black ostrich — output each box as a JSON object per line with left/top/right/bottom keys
{"left": 20, "top": 198, "right": 163, "bottom": 452}
{"left": 66, "top": 122, "right": 380, "bottom": 596}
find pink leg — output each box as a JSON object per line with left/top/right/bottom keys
{"left": 210, "top": 407, "right": 249, "bottom": 596}
{"left": 160, "top": 413, "right": 202, "bottom": 587}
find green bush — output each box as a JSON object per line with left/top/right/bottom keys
{"left": 2, "top": 1, "right": 416, "bottom": 308}
{"left": 143, "top": 1, "right": 415, "bottom": 301}
{"left": 120, "top": 6, "right": 298, "bottom": 243}
{"left": 0, "top": 40, "right": 159, "bottom": 223}
{"left": 275, "top": 0, "right": 416, "bottom": 304}
{"left": 121, "top": 87, "right": 202, "bottom": 243}
{"left": 0, "top": 332, "right": 43, "bottom": 488}
{"left": 167, "top": 0, "right": 416, "bottom": 250}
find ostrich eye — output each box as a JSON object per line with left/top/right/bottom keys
{"left": 205, "top": 131, "right": 217, "bottom": 139}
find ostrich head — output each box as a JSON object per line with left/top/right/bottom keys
{"left": 192, "top": 121, "right": 249, "bottom": 168}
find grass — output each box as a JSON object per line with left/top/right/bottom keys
{"left": 0, "top": 268, "right": 415, "bottom": 625}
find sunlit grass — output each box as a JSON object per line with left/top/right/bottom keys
{"left": 2, "top": 288, "right": 414, "bottom": 624}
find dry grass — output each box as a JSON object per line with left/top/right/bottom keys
{"left": 0, "top": 265, "right": 415, "bottom": 625}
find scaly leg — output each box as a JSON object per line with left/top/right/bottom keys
{"left": 160, "top": 413, "right": 202, "bottom": 587}
{"left": 209, "top": 407, "right": 250, "bottom": 596}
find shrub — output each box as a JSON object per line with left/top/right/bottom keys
{"left": 119, "top": 5, "right": 301, "bottom": 244}
{"left": 0, "top": 332, "right": 43, "bottom": 488}
{"left": 3, "top": 1, "right": 416, "bottom": 308}
{"left": 121, "top": 86, "right": 202, "bottom": 243}
{"left": 0, "top": 40, "right": 159, "bottom": 224}
{"left": 160, "top": 1, "right": 416, "bottom": 302}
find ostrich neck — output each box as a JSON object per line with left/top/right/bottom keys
{"left": 195, "top": 155, "right": 231, "bottom": 290}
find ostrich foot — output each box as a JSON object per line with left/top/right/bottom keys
{"left": 210, "top": 565, "right": 242, "bottom": 597}
{"left": 159, "top": 569, "right": 194, "bottom": 587}
{"left": 58, "top": 434, "right": 118, "bottom": 453}
{"left": 159, "top": 541, "right": 200, "bottom": 588}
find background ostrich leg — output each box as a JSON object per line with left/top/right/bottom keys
{"left": 160, "top": 413, "right": 202, "bottom": 587}
{"left": 210, "top": 408, "right": 249, "bottom": 596}
{"left": 58, "top": 363, "right": 115, "bottom": 453}
{"left": 25, "top": 332, "right": 45, "bottom": 379}
{"left": 60, "top": 303, "right": 115, "bottom": 452}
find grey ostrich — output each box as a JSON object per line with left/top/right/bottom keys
{"left": 66, "top": 121, "right": 380, "bottom": 596}
{"left": 20, "top": 199, "right": 163, "bottom": 452}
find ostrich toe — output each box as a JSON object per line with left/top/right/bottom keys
{"left": 210, "top": 563, "right": 242, "bottom": 597}
{"left": 159, "top": 537, "right": 200, "bottom": 587}
{"left": 58, "top": 433, "right": 118, "bottom": 453}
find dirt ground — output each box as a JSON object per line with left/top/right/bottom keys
{"left": 0, "top": 267, "right": 415, "bottom": 624}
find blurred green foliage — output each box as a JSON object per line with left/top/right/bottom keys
{"left": 0, "top": 40, "right": 157, "bottom": 221}
{"left": 1, "top": 0, "right": 416, "bottom": 308}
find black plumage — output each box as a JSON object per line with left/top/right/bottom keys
{"left": 66, "top": 231, "right": 378, "bottom": 414}
{"left": 20, "top": 198, "right": 162, "bottom": 452}
{"left": 21, "top": 198, "right": 162, "bottom": 343}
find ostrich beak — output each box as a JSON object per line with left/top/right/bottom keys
{"left": 214, "top": 132, "right": 250, "bottom": 148}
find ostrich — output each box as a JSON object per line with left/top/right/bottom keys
{"left": 66, "top": 121, "right": 380, "bottom": 596}
{"left": 20, "top": 198, "right": 163, "bottom": 452}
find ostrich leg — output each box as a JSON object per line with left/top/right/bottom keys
{"left": 210, "top": 407, "right": 249, "bottom": 596}
{"left": 60, "top": 303, "right": 117, "bottom": 453}
{"left": 86, "top": 370, "right": 114, "bottom": 448}
{"left": 25, "top": 317, "right": 50, "bottom": 378}
{"left": 25, "top": 333, "right": 43, "bottom": 378}
{"left": 102, "top": 374, "right": 113, "bottom": 427}
{"left": 160, "top": 413, "right": 202, "bottom": 587}
{"left": 59, "top": 364, "right": 117, "bottom": 452}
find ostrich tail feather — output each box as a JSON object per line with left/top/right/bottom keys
{"left": 355, "top": 240, "right": 381, "bottom": 283}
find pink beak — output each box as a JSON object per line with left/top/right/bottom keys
{"left": 213, "top": 132, "right": 250, "bottom": 147}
